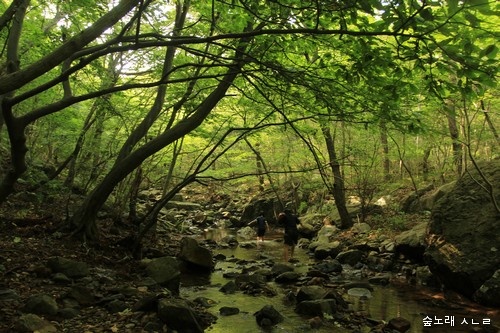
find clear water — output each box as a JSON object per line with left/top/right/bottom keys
{"left": 180, "top": 229, "right": 500, "bottom": 333}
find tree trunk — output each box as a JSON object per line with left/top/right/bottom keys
{"left": 245, "top": 140, "right": 265, "bottom": 191}
{"left": 0, "top": 0, "right": 139, "bottom": 95}
{"left": 162, "top": 138, "right": 184, "bottom": 196}
{"left": 321, "top": 125, "right": 352, "bottom": 229}
{"left": 115, "top": 0, "right": 189, "bottom": 164}
{"left": 445, "top": 104, "right": 463, "bottom": 176}
{"left": 71, "top": 62, "right": 245, "bottom": 240}
{"left": 128, "top": 166, "right": 142, "bottom": 223}
{"left": 481, "top": 100, "right": 499, "bottom": 145}
{"left": 0, "top": 0, "right": 29, "bottom": 202}
{"left": 0, "top": 0, "right": 138, "bottom": 204}
{"left": 422, "top": 146, "right": 432, "bottom": 182}
{"left": 379, "top": 120, "right": 390, "bottom": 181}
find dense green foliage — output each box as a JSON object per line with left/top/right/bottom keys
{"left": 0, "top": 0, "right": 497, "bottom": 238}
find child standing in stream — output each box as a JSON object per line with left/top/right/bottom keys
{"left": 249, "top": 212, "right": 270, "bottom": 243}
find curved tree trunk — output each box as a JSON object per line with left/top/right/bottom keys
{"left": 115, "top": 0, "right": 190, "bottom": 164}
{"left": 0, "top": 0, "right": 139, "bottom": 204}
{"left": 0, "top": 0, "right": 29, "bottom": 202}
{"left": 71, "top": 63, "right": 245, "bottom": 240}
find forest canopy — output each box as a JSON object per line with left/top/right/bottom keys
{"left": 0, "top": 0, "right": 498, "bottom": 240}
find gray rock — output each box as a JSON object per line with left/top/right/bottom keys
{"left": 68, "top": 285, "right": 95, "bottom": 305}
{"left": 408, "top": 182, "right": 455, "bottom": 213}
{"left": 275, "top": 271, "right": 300, "bottom": 283}
{"left": 367, "top": 252, "right": 394, "bottom": 272}
{"left": 144, "top": 257, "right": 180, "bottom": 294}
{"left": 400, "top": 183, "right": 436, "bottom": 213}
{"left": 296, "top": 286, "right": 327, "bottom": 302}
{"left": 425, "top": 160, "right": 500, "bottom": 302}
{"left": 22, "top": 294, "right": 58, "bottom": 316}
{"left": 0, "top": 289, "right": 20, "bottom": 301}
{"left": 219, "top": 306, "right": 240, "bottom": 316}
{"left": 474, "top": 269, "right": 500, "bottom": 307}
{"left": 52, "top": 273, "right": 71, "bottom": 284}
{"left": 219, "top": 281, "right": 238, "bottom": 294}
{"left": 336, "top": 249, "right": 364, "bottom": 266}
{"left": 16, "top": 313, "right": 57, "bottom": 333}
{"left": 193, "top": 297, "right": 217, "bottom": 308}
{"left": 351, "top": 223, "right": 371, "bottom": 234}
{"left": 314, "top": 240, "right": 342, "bottom": 260}
{"left": 179, "top": 237, "right": 214, "bottom": 270}
{"left": 381, "top": 240, "right": 396, "bottom": 253}
{"left": 106, "top": 299, "right": 127, "bottom": 313}
{"left": 239, "top": 196, "right": 278, "bottom": 228}
{"left": 316, "top": 225, "right": 338, "bottom": 239}
{"left": 394, "top": 222, "right": 428, "bottom": 259}
{"left": 47, "top": 257, "right": 89, "bottom": 278}
{"left": 254, "top": 305, "right": 284, "bottom": 327}
{"left": 58, "top": 307, "right": 79, "bottom": 319}
{"left": 311, "top": 259, "right": 342, "bottom": 274}
{"left": 132, "top": 294, "right": 159, "bottom": 312}
{"left": 271, "top": 263, "right": 294, "bottom": 276}
{"left": 235, "top": 273, "right": 267, "bottom": 286}
{"left": 236, "top": 226, "right": 256, "bottom": 240}
{"left": 157, "top": 298, "right": 203, "bottom": 333}
{"left": 295, "top": 299, "right": 337, "bottom": 317}
{"left": 415, "top": 266, "right": 439, "bottom": 287}
{"left": 298, "top": 222, "right": 316, "bottom": 238}
{"left": 387, "top": 316, "right": 411, "bottom": 332}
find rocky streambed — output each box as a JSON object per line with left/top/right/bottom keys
{"left": 177, "top": 227, "right": 500, "bottom": 333}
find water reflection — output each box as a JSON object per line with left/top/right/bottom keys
{"left": 181, "top": 228, "right": 500, "bottom": 333}
{"left": 202, "top": 228, "right": 230, "bottom": 243}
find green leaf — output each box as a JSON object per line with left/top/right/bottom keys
{"left": 480, "top": 44, "right": 498, "bottom": 59}
{"left": 469, "top": 0, "right": 491, "bottom": 14}
{"left": 464, "top": 12, "right": 479, "bottom": 27}
{"left": 448, "top": 0, "right": 459, "bottom": 14}
{"left": 419, "top": 8, "right": 434, "bottom": 21}
{"left": 13, "top": 237, "right": 21, "bottom": 243}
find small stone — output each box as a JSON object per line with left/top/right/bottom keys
{"left": 219, "top": 306, "right": 240, "bottom": 316}
{"left": 387, "top": 316, "right": 411, "bottom": 332}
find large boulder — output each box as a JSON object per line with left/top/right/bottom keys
{"left": 254, "top": 305, "right": 284, "bottom": 328}
{"left": 157, "top": 298, "right": 204, "bottom": 333}
{"left": 144, "top": 257, "right": 180, "bottom": 294}
{"left": 418, "top": 182, "right": 456, "bottom": 212}
{"left": 473, "top": 269, "right": 500, "bottom": 307}
{"left": 16, "top": 314, "right": 58, "bottom": 333}
{"left": 336, "top": 249, "right": 364, "bottom": 266}
{"left": 400, "top": 183, "right": 435, "bottom": 213}
{"left": 239, "top": 194, "right": 282, "bottom": 227}
{"left": 47, "top": 257, "right": 89, "bottom": 278}
{"left": 425, "top": 160, "right": 500, "bottom": 302}
{"left": 21, "top": 294, "right": 58, "bottom": 316}
{"left": 394, "top": 221, "right": 428, "bottom": 260}
{"left": 179, "top": 237, "right": 214, "bottom": 270}
{"left": 313, "top": 240, "right": 342, "bottom": 260}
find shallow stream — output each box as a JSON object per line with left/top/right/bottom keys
{"left": 180, "top": 229, "right": 499, "bottom": 333}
